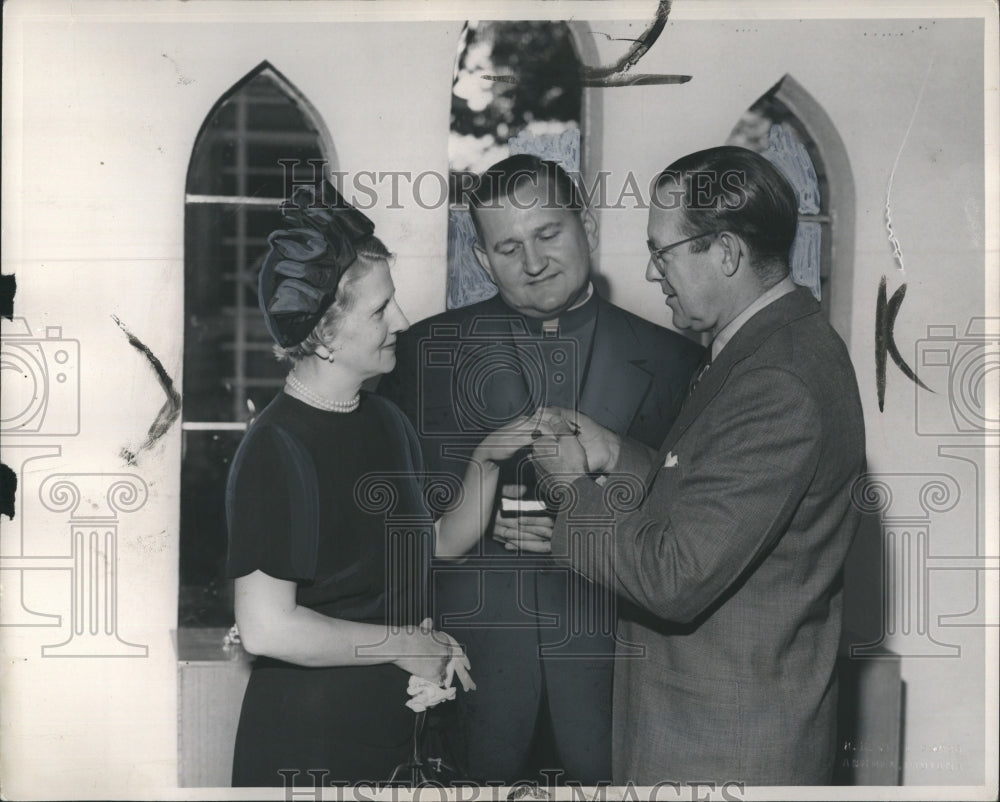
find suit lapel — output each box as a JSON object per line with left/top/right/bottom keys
{"left": 578, "top": 298, "right": 654, "bottom": 436}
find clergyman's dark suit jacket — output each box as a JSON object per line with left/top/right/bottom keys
{"left": 378, "top": 291, "right": 703, "bottom": 782}
{"left": 550, "top": 287, "right": 867, "bottom": 785}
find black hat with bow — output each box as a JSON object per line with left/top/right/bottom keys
{"left": 258, "top": 181, "right": 376, "bottom": 348}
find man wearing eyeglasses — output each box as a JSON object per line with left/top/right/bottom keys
{"left": 378, "top": 154, "right": 703, "bottom": 784}
{"left": 532, "top": 146, "right": 866, "bottom": 785}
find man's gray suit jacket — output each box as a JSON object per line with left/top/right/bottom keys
{"left": 551, "top": 286, "right": 867, "bottom": 785}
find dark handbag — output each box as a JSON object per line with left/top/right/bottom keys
{"left": 387, "top": 709, "right": 464, "bottom": 786}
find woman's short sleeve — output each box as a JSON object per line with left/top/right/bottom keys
{"left": 224, "top": 423, "right": 319, "bottom": 582}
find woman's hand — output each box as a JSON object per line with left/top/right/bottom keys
{"left": 442, "top": 629, "right": 476, "bottom": 692}
{"left": 393, "top": 618, "right": 475, "bottom": 691}
{"left": 471, "top": 411, "right": 545, "bottom": 466}
{"left": 436, "top": 409, "right": 575, "bottom": 560}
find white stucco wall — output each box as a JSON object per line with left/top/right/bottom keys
{"left": 588, "top": 12, "right": 994, "bottom": 788}
{"left": 1, "top": 0, "right": 995, "bottom": 797}
{"left": 1, "top": 3, "right": 460, "bottom": 797}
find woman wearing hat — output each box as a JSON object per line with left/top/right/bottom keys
{"left": 226, "top": 182, "right": 535, "bottom": 786}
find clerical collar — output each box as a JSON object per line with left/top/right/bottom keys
{"left": 523, "top": 283, "right": 596, "bottom": 336}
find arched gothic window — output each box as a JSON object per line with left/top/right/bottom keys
{"left": 180, "top": 63, "right": 333, "bottom": 626}
{"left": 727, "top": 74, "right": 855, "bottom": 340}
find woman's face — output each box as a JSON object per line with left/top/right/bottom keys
{"left": 326, "top": 259, "right": 409, "bottom": 381}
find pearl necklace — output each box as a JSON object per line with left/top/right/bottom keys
{"left": 285, "top": 373, "right": 360, "bottom": 413}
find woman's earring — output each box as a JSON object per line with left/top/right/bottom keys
{"left": 315, "top": 344, "right": 336, "bottom": 363}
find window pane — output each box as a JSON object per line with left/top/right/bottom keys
{"left": 179, "top": 429, "right": 246, "bottom": 627}
{"left": 183, "top": 202, "right": 286, "bottom": 422}
{"left": 447, "top": 21, "right": 583, "bottom": 309}
{"left": 791, "top": 221, "right": 823, "bottom": 302}
{"left": 728, "top": 93, "right": 826, "bottom": 302}
{"left": 187, "top": 72, "right": 325, "bottom": 197}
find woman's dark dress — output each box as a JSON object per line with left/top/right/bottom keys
{"left": 225, "top": 391, "right": 431, "bottom": 787}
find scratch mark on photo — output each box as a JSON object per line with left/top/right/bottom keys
{"left": 161, "top": 52, "right": 194, "bottom": 86}
{"left": 112, "top": 315, "right": 182, "bottom": 465}
{"left": 876, "top": 276, "right": 933, "bottom": 412}
{"left": 885, "top": 54, "right": 935, "bottom": 273}
{"left": 483, "top": 1, "right": 692, "bottom": 88}
{"left": 0, "top": 462, "right": 16, "bottom": 520}
{"left": 0, "top": 273, "right": 15, "bottom": 320}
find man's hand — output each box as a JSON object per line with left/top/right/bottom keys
{"left": 530, "top": 427, "right": 589, "bottom": 481}
{"left": 539, "top": 407, "right": 621, "bottom": 474}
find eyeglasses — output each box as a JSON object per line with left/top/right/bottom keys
{"left": 646, "top": 231, "right": 715, "bottom": 271}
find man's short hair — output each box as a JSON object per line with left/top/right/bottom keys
{"left": 655, "top": 146, "right": 799, "bottom": 283}
{"left": 468, "top": 154, "right": 584, "bottom": 238}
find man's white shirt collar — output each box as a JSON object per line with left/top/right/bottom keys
{"left": 711, "top": 276, "right": 797, "bottom": 361}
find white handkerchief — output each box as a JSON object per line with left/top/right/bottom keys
{"left": 664, "top": 451, "right": 679, "bottom": 468}
{"left": 405, "top": 674, "right": 457, "bottom": 712}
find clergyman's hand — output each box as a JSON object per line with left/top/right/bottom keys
{"left": 491, "top": 486, "right": 554, "bottom": 553}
